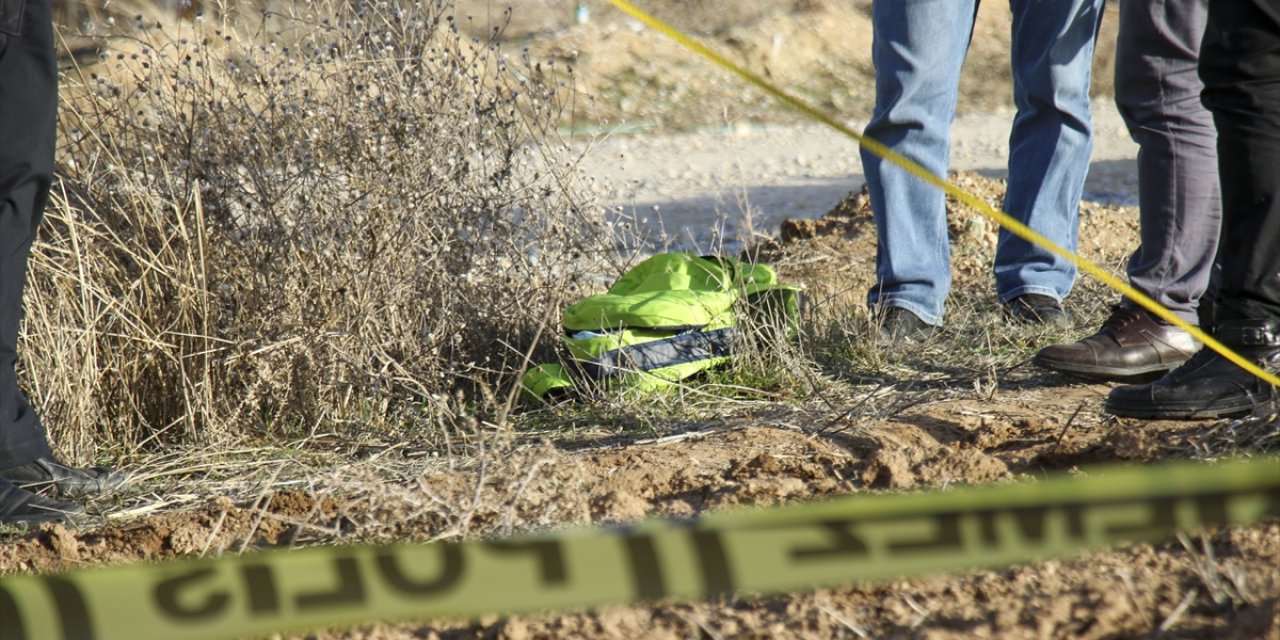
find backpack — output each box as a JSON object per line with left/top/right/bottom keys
{"left": 521, "top": 252, "right": 801, "bottom": 402}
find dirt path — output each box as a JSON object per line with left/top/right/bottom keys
{"left": 582, "top": 103, "right": 1138, "bottom": 251}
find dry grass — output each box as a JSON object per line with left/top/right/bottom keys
{"left": 29, "top": 0, "right": 627, "bottom": 464}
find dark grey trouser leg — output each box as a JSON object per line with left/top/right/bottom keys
{"left": 0, "top": 0, "right": 56, "bottom": 470}
{"left": 1114, "top": 0, "right": 1221, "bottom": 325}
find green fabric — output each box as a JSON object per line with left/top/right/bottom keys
{"left": 521, "top": 363, "right": 575, "bottom": 400}
{"left": 563, "top": 253, "right": 787, "bottom": 332}
{"left": 521, "top": 253, "right": 801, "bottom": 403}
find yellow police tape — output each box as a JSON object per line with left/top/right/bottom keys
{"left": 2, "top": 456, "right": 1277, "bottom": 640}
{"left": 602, "top": 0, "right": 1280, "bottom": 389}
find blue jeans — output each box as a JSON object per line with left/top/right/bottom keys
{"left": 860, "top": 0, "right": 1105, "bottom": 325}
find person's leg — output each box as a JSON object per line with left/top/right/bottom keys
{"left": 860, "top": 0, "right": 977, "bottom": 327}
{"left": 996, "top": 0, "right": 1105, "bottom": 306}
{"left": 1117, "top": 0, "right": 1220, "bottom": 325}
{"left": 1106, "top": 0, "right": 1279, "bottom": 419}
{"left": 0, "top": 0, "right": 91, "bottom": 525}
{"left": 1033, "top": 0, "right": 1217, "bottom": 379}
{"left": 0, "top": 0, "right": 56, "bottom": 472}
{"left": 1200, "top": 0, "right": 1280, "bottom": 325}
{"left": 0, "top": 0, "right": 125, "bottom": 503}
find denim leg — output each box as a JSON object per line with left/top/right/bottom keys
{"left": 1115, "top": 0, "right": 1220, "bottom": 325}
{"left": 860, "top": 0, "right": 977, "bottom": 325}
{"left": 996, "top": 0, "right": 1105, "bottom": 303}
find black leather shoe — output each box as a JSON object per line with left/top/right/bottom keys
{"left": 0, "top": 480, "right": 84, "bottom": 526}
{"left": 875, "top": 306, "right": 940, "bottom": 343}
{"left": 1106, "top": 318, "right": 1280, "bottom": 419}
{"left": 1033, "top": 304, "right": 1200, "bottom": 379}
{"left": 0, "top": 457, "right": 126, "bottom": 501}
{"left": 1004, "top": 294, "right": 1072, "bottom": 327}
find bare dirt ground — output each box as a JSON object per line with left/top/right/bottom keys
{"left": 5, "top": 2, "right": 1278, "bottom": 639}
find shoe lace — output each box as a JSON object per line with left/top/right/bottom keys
{"left": 1184, "top": 344, "right": 1222, "bottom": 369}
{"left": 1100, "top": 304, "right": 1142, "bottom": 332}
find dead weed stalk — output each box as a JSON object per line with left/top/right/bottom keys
{"left": 29, "top": 0, "right": 623, "bottom": 463}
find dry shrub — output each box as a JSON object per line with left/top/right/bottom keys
{"left": 27, "top": 0, "right": 624, "bottom": 462}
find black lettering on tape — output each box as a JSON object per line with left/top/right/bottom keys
{"left": 1259, "top": 489, "right": 1280, "bottom": 518}
{"left": 1201, "top": 489, "right": 1280, "bottom": 527}
{"left": 1011, "top": 509, "right": 1049, "bottom": 543}
{"left": 375, "top": 546, "right": 464, "bottom": 595}
{"left": 976, "top": 506, "right": 1076, "bottom": 547}
{"left": 1206, "top": 489, "right": 1280, "bottom": 524}
{"left": 242, "top": 563, "right": 281, "bottom": 616}
{"left": 621, "top": 533, "right": 667, "bottom": 600}
{"left": 691, "top": 531, "right": 735, "bottom": 597}
{"left": 1065, "top": 504, "right": 1087, "bottom": 539}
{"left": 296, "top": 556, "right": 365, "bottom": 610}
{"left": 1099, "top": 497, "right": 1177, "bottom": 542}
{"left": 1193, "top": 494, "right": 1230, "bottom": 528}
{"left": 46, "top": 576, "right": 95, "bottom": 640}
{"left": 486, "top": 540, "right": 568, "bottom": 586}
{"left": 790, "top": 521, "right": 869, "bottom": 562}
{"left": 978, "top": 508, "right": 1048, "bottom": 546}
{"left": 888, "top": 513, "right": 963, "bottom": 555}
{"left": 0, "top": 584, "right": 28, "bottom": 640}
{"left": 768, "top": 489, "right": 1277, "bottom": 564}
{"left": 154, "top": 568, "right": 230, "bottom": 622}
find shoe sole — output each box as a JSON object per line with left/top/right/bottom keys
{"left": 1105, "top": 396, "right": 1270, "bottom": 420}
{"left": 876, "top": 329, "right": 940, "bottom": 343}
{"left": 0, "top": 510, "right": 86, "bottom": 528}
{"left": 1003, "top": 305, "right": 1072, "bottom": 328}
{"left": 1032, "top": 354, "right": 1185, "bottom": 380}
{"left": 1007, "top": 316, "right": 1072, "bottom": 328}
{"left": 1, "top": 516, "right": 65, "bottom": 528}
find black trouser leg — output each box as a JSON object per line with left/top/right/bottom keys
{"left": 1199, "top": 0, "right": 1280, "bottom": 324}
{"left": 0, "top": 0, "right": 56, "bottom": 469}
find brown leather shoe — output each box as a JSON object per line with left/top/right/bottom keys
{"left": 1033, "top": 304, "right": 1200, "bottom": 379}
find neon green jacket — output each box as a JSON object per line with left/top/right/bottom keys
{"left": 522, "top": 252, "right": 800, "bottom": 402}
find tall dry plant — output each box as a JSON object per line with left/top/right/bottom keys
{"left": 25, "top": 0, "right": 622, "bottom": 462}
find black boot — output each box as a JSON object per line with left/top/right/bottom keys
{"left": 1105, "top": 318, "right": 1280, "bottom": 419}
{"left": 0, "top": 457, "right": 126, "bottom": 501}
{"left": 0, "top": 479, "right": 84, "bottom": 526}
